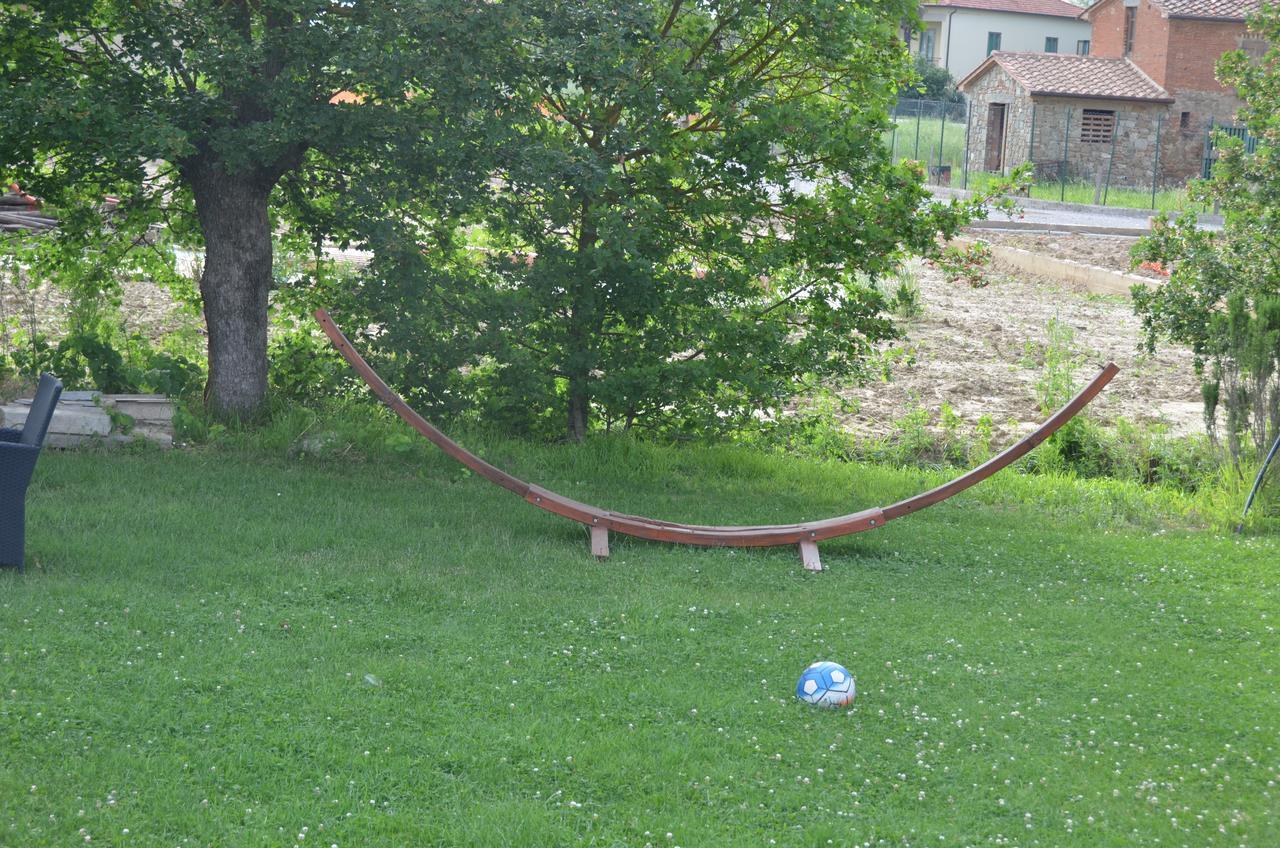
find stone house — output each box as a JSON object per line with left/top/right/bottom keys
{"left": 958, "top": 52, "right": 1174, "bottom": 186}
{"left": 957, "top": 0, "right": 1262, "bottom": 185}
{"left": 912, "top": 0, "right": 1093, "bottom": 79}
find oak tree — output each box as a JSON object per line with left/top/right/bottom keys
{"left": 0, "top": 0, "right": 506, "bottom": 418}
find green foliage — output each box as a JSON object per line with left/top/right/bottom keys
{"left": 1132, "top": 3, "right": 1280, "bottom": 466}
{"left": 7, "top": 321, "right": 203, "bottom": 396}
{"left": 267, "top": 250, "right": 367, "bottom": 403}
{"left": 0, "top": 0, "right": 511, "bottom": 418}
{"left": 1, "top": 220, "right": 202, "bottom": 396}
{"left": 936, "top": 239, "right": 993, "bottom": 288}
{"left": 900, "top": 56, "right": 963, "bottom": 104}
{"left": 964, "top": 173, "right": 1202, "bottom": 213}
{"left": 1034, "top": 316, "right": 1082, "bottom": 415}
{"left": 344, "top": 0, "right": 1008, "bottom": 442}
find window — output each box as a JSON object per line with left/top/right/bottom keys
{"left": 1124, "top": 6, "right": 1137, "bottom": 56}
{"left": 1180, "top": 111, "right": 1191, "bottom": 130}
{"left": 987, "top": 32, "right": 1002, "bottom": 55}
{"left": 1045, "top": 37, "right": 1059, "bottom": 53}
{"left": 1077, "top": 39, "right": 1091, "bottom": 55}
{"left": 1081, "top": 109, "right": 1117, "bottom": 143}
{"left": 920, "top": 29, "right": 936, "bottom": 62}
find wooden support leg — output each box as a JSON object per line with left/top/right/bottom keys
{"left": 799, "top": 539, "right": 822, "bottom": 572}
{"left": 591, "top": 525, "right": 610, "bottom": 559}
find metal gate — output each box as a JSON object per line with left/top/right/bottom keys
{"left": 1202, "top": 119, "right": 1259, "bottom": 179}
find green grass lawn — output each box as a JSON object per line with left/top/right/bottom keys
{"left": 964, "top": 172, "right": 1201, "bottom": 215}
{"left": 2, "top": 438, "right": 1277, "bottom": 846}
{"left": 886, "top": 117, "right": 967, "bottom": 174}
{"left": 883, "top": 119, "right": 1203, "bottom": 213}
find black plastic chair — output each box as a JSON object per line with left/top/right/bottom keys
{"left": 1, "top": 374, "right": 63, "bottom": 570}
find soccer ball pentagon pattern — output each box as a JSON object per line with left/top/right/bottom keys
{"left": 795, "top": 661, "right": 856, "bottom": 708}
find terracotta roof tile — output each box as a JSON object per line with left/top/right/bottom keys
{"left": 927, "top": 0, "right": 1086, "bottom": 17}
{"left": 960, "top": 52, "right": 1174, "bottom": 102}
{"left": 1155, "top": 0, "right": 1258, "bottom": 20}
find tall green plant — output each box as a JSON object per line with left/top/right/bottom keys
{"left": 1132, "top": 2, "right": 1280, "bottom": 467}
{"left": 351, "top": 0, "right": 1005, "bottom": 441}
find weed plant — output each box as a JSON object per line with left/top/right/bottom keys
{"left": 876, "top": 267, "right": 924, "bottom": 322}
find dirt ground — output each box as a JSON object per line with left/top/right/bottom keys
{"left": 975, "top": 230, "right": 1168, "bottom": 280}
{"left": 834, "top": 254, "right": 1203, "bottom": 445}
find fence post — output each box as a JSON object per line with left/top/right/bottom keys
{"left": 890, "top": 121, "right": 898, "bottom": 163}
{"left": 962, "top": 99, "right": 972, "bottom": 190}
{"left": 914, "top": 99, "right": 923, "bottom": 160}
{"left": 1102, "top": 113, "right": 1118, "bottom": 206}
{"left": 1028, "top": 102, "right": 1037, "bottom": 171}
{"left": 1202, "top": 116, "right": 1215, "bottom": 180}
{"left": 937, "top": 104, "right": 947, "bottom": 182}
{"left": 1151, "top": 113, "right": 1164, "bottom": 210}
{"left": 1061, "top": 106, "right": 1072, "bottom": 202}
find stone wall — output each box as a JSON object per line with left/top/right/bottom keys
{"left": 1163, "top": 90, "right": 1246, "bottom": 183}
{"left": 1025, "top": 97, "right": 1170, "bottom": 188}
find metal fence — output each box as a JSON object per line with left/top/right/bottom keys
{"left": 887, "top": 97, "right": 1257, "bottom": 212}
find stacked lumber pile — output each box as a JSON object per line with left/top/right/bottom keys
{"left": 0, "top": 189, "right": 57, "bottom": 234}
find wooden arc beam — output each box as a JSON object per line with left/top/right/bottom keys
{"left": 315, "top": 309, "right": 1119, "bottom": 571}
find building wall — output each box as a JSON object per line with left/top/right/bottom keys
{"left": 1089, "top": 0, "right": 1171, "bottom": 83}
{"left": 1071, "top": 0, "right": 1250, "bottom": 181}
{"left": 1025, "top": 96, "right": 1171, "bottom": 187}
{"left": 1087, "top": 0, "right": 1247, "bottom": 95}
{"left": 1163, "top": 89, "right": 1245, "bottom": 179}
{"left": 1165, "top": 18, "right": 1248, "bottom": 93}
{"left": 919, "top": 6, "right": 1092, "bottom": 80}
{"left": 1087, "top": 0, "right": 1125, "bottom": 57}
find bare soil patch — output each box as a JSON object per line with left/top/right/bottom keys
{"left": 834, "top": 260, "right": 1203, "bottom": 446}
{"left": 975, "top": 230, "right": 1166, "bottom": 280}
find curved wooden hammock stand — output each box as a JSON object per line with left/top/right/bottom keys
{"left": 316, "top": 309, "right": 1119, "bottom": 570}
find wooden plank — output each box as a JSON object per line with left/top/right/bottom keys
{"left": 799, "top": 540, "right": 822, "bottom": 571}
{"left": 590, "top": 525, "right": 609, "bottom": 559}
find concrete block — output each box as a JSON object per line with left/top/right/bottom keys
{"left": 955, "top": 237, "right": 1159, "bottom": 297}
{"left": 1, "top": 392, "right": 175, "bottom": 448}
{"left": 0, "top": 403, "right": 112, "bottom": 437}
{"left": 102, "top": 394, "right": 173, "bottom": 425}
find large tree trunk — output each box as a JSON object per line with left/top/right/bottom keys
{"left": 190, "top": 169, "right": 274, "bottom": 421}
{"left": 567, "top": 379, "right": 590, "bottom": 442}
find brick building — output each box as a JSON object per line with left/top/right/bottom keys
{"left": 957, "top": 0, "right": 1262, "bottom": 185}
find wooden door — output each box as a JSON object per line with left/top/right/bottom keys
{"left": 984, "top": 103, "right": 1007, "bottom": 172}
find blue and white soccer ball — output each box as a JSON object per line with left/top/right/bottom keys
{"left": 795, "top": 661, "right": 856, "bottom": 708}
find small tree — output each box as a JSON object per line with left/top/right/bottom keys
{"left": 355, "top": 0, "right": 993, "bottom": 441}
{"left": 1132, "top": 2, "right": 1280, "bottom": 465}
{"left": 900, "top": 56, "right": 963, "bottom": 104}
{"left": 0, "top": 1, "right": 506, "bottom": 419}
